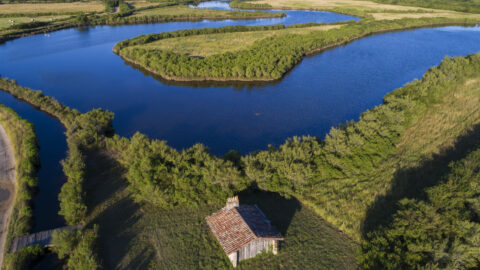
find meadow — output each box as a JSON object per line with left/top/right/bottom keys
{"left": 138, "top": 24, "right": 341, "bottom": 57}
{"left": 83, "top": 150, "right": 358, "bottom": 269}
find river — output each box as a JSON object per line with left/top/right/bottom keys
{"left": 0, "top": 1, "right": 479, "bottom": 233}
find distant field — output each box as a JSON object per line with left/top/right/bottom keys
{"left": 84, "top": 151, "right": 358, "bottom": 269}
{"left": 0, "top": 15, "right": 69, "bottom": 30}
{"left": 0, "top": 2, "right": 105, "bottom": 15}
{"left": 131, "top": 4, "right": 281, "bottom": 18}
{"left": 248, "top": 0, "right": 480, "bottom": 19}
{"left": 138, "top": 25, "right": 341, "bottom": 57}
{"left": 255, "top": 0, "right": 435, "bottom": 11}
{"left": 368, "top": 0, "right": 480, "bottom": 13}
{"left": 125, "top": 0, "right": 161, "bottom": 9}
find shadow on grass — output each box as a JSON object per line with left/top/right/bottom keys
{"left": 237, "top": 186, "right": 358, "bottom": 269}
{"left": 84, "top": 150, "right": 144, "bottom": 269}
{"left": 237, "top": 186, "right": 301, "bottom": 236}
{"left": 362, "top": 123, "right": 480, "bottom": 237}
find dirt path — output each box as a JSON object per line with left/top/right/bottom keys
{"left": 0, "top": 124, "right": 16, "bottom": 267}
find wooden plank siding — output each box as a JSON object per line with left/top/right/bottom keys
{"left": 238, "top": 238, "right": 275, "bottom": 261}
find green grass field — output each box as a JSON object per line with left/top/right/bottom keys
{"left": 138, "top": 25, "right": 341, "bottom": 56}
{"left": 0, "top": 16, "right": 70, "bottom": 30}
{"left": 0, "top": 2, "right": 105, "bottom": 15}
{"left": 84, "top": 151, "right": 358, "bottom": 269}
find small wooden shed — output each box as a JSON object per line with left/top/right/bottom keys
{"left": 206, "top": 196, "right": 284, "bottom": 267}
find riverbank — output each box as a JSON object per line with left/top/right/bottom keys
{"left": 0, "top": 124, "right": 16, "bottom": 268}
{"left": 0, "top": 104, "right": 40, "bottom": 270}
{"left": 0, "top": 1, "right": 285, "bottom": 44}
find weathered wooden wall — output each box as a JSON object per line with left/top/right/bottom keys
{"left": 238, "top": 238, "right": 275, "bottom": 261}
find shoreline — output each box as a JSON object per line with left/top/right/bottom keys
{"left": 0, "top": 124, "right": 16, "bottom": 268}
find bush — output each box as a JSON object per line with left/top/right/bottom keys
{"left": 360, "top": 147, "right": 480, "bottom": 269}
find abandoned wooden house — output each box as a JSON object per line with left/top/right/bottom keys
{"left": 206, "top": 196, "right": 284, "bottom": 267}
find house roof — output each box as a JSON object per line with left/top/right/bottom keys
{"left": 206, "top": 204, "right": 283, "bottom": 255}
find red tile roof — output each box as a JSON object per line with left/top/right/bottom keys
{"left": 206, "top": 205, "right": 283, "bottom": 255}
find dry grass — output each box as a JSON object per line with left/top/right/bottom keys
{"left": 244, "top": 0, "right": 480, "bottom": 20}
{"left": 135, "top": 25, "right": 341, "bottom": 57}
{"left": 257, "top": 0, "right": 436, "bottom": 11}
{"left": 132, "top": 4, "right": 265, "bottom": 17}
{"left": 397, "top": 78, "right": 480, "bottom": 161}
{"left": 371, "top": 11, "right": 480, "bottom": 19}
{"left": 303, "top": 74, "right": 480, "bottom": 240}
{"left": 0, "top": 2, "right": 105, "bottom": 15}
{"left": 125, "top": 0, "right": 160, "bottom": 9}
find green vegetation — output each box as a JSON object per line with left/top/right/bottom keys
{"left": 83, "top": 152, "right": 358, "bottom": 269}
{"left": 0, "top": 77, "right": 114, "bottom": 225}
{"left": 3, "top": 245, "right": 44, "bottom": 270}
{"left": 132, "top": 24, "right": 340, "bottom": 57}
{"left": 52, "top": 227, "right": 100, "bottom": 270}
{"left": 0, "top": 104, "right": 40, "bottom": 270}
{"left": 114, "top": 17, "right": 480, "bottom": 81}
{"left": 3, "top": 1, "right": 480, "bottom": 268}
{"left": 82, "top": 4, "right": 284, "bottom": 26}
{"left": 242, "top": 53, "right": 480, "bottom": 240}
{"left": 3, "top": 38, "right": 480, "bottom": 270}
{"left": 95, "top": 52, "right": 480, "bottom": 267}
{"left": 229, "top": 0, "right": 272, "bottom": 10}
{"left": 368, "top": 0, "right": 480, "bottom": 14}
{"left": 106, "top": 133, "right": 247, "bottom": 208}
{"left": 0, "top": 78, "right": 112, "bottom": 268}
{"left": 360, "top": 145, "right": 480, "bottom": 269}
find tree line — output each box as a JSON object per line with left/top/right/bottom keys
{"left": 0, "top": 77, "right": 112, "bottom": 269}
{"left": 229, "top": 0, "right": 273, "bottom": 10}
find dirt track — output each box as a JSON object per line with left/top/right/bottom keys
{"left": 0, "top": 124, "right": 16, "bottom": 267}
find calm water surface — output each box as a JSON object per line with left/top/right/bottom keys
{"left": 0, "top": 3, "right": 480, "bottom": 232}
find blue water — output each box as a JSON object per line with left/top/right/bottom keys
{"left": 0, "top": 92, "right": 66, "bottom": 232}
{"left": 190, "top": 0, "right": 359, "bottom": 24}
{"left": 0, "top": 2, "right": 480, "bottom": 232}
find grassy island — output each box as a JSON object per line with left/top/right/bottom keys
{"left": 114, "top": 17, "right": 480, "bottom": 82}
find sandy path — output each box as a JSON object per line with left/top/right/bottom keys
{"left": 0, "top": 124, "right": 16, "bottom": 267}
